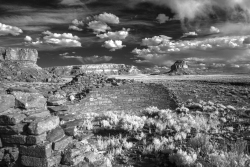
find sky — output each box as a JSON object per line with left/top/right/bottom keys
{"left": 1, "top": 0, "right": 250, "bottom": 73}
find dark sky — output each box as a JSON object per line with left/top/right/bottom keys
{"left": 1, "top": 0, "right": 250, "bottom": 73}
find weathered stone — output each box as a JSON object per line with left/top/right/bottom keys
{"left": 0, "top": 95, "right": 15, "bottom": 113}
{"left": 46, "top": 126, "right": 65, "bottom": 142}
{"left": 27, "top": 110, "right": 51, "bottom": 118}
{"left": 1, "top": 147, "right": 19, "bottom": 166}
{"left": 26, "top": 133, "right": 47, "bottom": 145}
{"left": 21, "top": 154, "right": 61, "bottom": 167}
{"left": 0, "top": 148, "right": 4, "bottom": 161}
{"left": 12, "top": 92, "right": 47, "bottom": 109}
{"left": 62, "top": 148, "right": 86, "bottom": 166}
{"left": 0, "top": 109, "right": 26, "bottom": 125}
{"left": 63, "top": 126, "right": 78, "bottom": 136}
{"left": 48, "top": 105, "right": 69, "bottom": 113}
{"left": 53, "top": 136, "right": 73, "bottom": 151}
{"left": 20, "top": 142, "right": 52, "bottom": 158}
{"left": 28, "top": 116, "right": 60, "bottom": 135}
{"left": 0, "top": 124, "right": 25, "bottom": 134}
{"left": 7, "top": 87, "right": 38, "bottom": 93}
{"left": 84, "top": 151, "right": 100, "bottom": 163}
{"left": 1, "top": 135, "right": 26, "bottom": 144}
{"left": 47, "top": 99, "right": 66, "bottom": 106}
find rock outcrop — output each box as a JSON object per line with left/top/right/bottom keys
{"left": 170, "top": 60, "right": 189, "bottom": 71}
{"left": 0, "top": 47, "right": 59, "bottom": 82}
{"left": 44, "top": 63, "right": 141, "bottom": 76}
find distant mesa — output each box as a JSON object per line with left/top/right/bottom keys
{"left": 44, "top": 64, "right": 141, "bottom": 76}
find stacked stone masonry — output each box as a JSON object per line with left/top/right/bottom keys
{"left": 0, "top": 90, "right": 108, "bottom": 167}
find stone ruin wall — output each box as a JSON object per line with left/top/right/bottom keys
{"left": 68, "top": 83, "right": 178, "bottom": 114}
{"left": 0, "top": 74, "right": 178, "bottom": 166}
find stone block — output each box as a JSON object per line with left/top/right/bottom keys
{"left": 47, "top": 99, "right": 66, "bottom": 106}
{"left": 62, "top": 147, "right": 87, "bottom": 166}
{"left": 21, "top": 154, "right": 61, "bottom": 167}
{"left": 26, "top": 133, "right": 47, "bottom": 145}
{"left": 53, "top": 136, "right": 73, "bottom": 151}
{"left": 48, "top": 105, "right": 69, "bottom": 113}
{"left": 0, "top": 95, "right": 15, "bottom": 113}
{"left": 63, "top": 126, "right": 77, "bottom": 136}
{"left": 0, "top": 124, "right": 25, "bottom": 134}
{"left": 1, "top": 135, "right": 26, "bottom": 144}
{"left": 20, "top": 142, "right": 52, "bottom": 158}
{"left": 12, "top": 92, "right": 47, "bottom": 110}
{"left": 46, "top": 126, "right": 65, "bottom": 142}
{"left": 0, "top": 109, "right": 26, "bottom": 125}
{"left": 27, "top": 110, "right": 51, "bottom": 118}
{"left": 0, "top": 147, "right": 19, "bottom": 165}
{"left": 28, "top": 116, "right": 60, "bottom": 135}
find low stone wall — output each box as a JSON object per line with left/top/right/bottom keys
{"left": 68, "top": 82, "right": 178, "bottom": 114}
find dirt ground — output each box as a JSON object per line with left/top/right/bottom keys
{"left": 111, "top": 74, "right": 250, "bottom": 108}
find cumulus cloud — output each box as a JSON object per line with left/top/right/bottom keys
{"left": 210, "top": 26, "right": 220, "bottom": 34}
{"left": 95, "top": 12, "right": 119, "bottom": 24}
{"left": 69, "top": 25, "right": 83, "bottom": 31}
{"left": 88, "top": 21, "right": 111, "bottom": 33}
{"left": 156, "top": 14, "right": 169, "bottom": 24}
{"left": 142, "top": 35, "right": 172, "bottom": 46}
{"left": 0, "top": 23, "right": 22, "bottom": 36}
{"left": 81, "top": 55, "right": 113, "bottom": 63}
{"left": 102, "top": 40, "right": 125, "bottom": 51}
{"left": 59, "top": 52, "right": 69, "bottom": 56}
{"left": 27, "top": 31, "right": 81, "bottom": 47}
{"left": 62, "top": 55, "right": 82, "bottom": 59}
{"left": 181, "top": 32, "right": 198, "bottom": 38}
{"left": 96, "top": 28, "right": 129, "bottom": 40}
{"left": 72, "top": 19, "right": 84, "bottom": 26}
{"left": 24, "top": 36, "right": 32, "bottom": 42}
{"left": 43, "top": 31, "right": 80, "bottom": 40}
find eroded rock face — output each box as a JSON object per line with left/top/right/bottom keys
{"left": 45, "top": 63, "right": 141, "bottom": 76}
{"left": 0, "top": 47, "right": 38, "bottom": 63}
{"left": 165, "top": 60, "right": 196, "bottom": 75}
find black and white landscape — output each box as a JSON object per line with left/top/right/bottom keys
{"left": 0, "top": 0, "right": 250, "bottom": 167}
